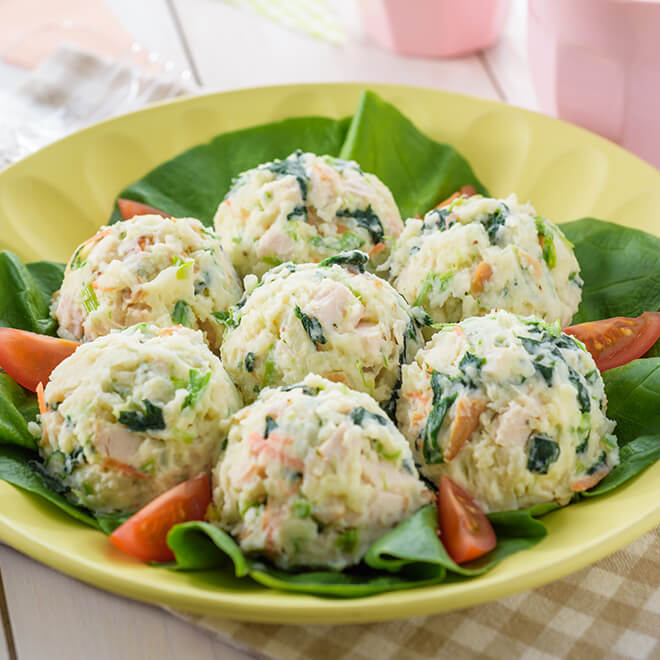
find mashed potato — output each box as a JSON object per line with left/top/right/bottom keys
{"left": 38, "top": 324, "right": 242, "bottom": 513}
{"left": 397, "top": 311, "right": 618, "bottom": 512}
{"left": 387, "top": 194, "right": 582, "bottom": 329}
{"left": 220, "top": 253, "right": 422, "bottom": 407}
{"left": 52, "top": 215, "right": 242, "bottom": 351}
{"left": 209, "top": 374, "right": 433, "bottom": 570}
{"left": 214, "top": 151, "right": 403, "bottom": 278}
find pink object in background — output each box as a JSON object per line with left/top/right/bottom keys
{"left": 0, "top": 0, "right": 135, "bottom": 68}
{"left": 529, "top": 0, "right": 660, "bottom": 170}
{"left": 359, "top": 0, "right": 511, "bottom": 58}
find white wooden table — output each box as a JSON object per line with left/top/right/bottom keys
{"left": 0, "top": 1, "right": 536, "bottom": 658}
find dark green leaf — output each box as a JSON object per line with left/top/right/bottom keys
{"left": 318, "top": 250, "right": 368, "bottom": 273}
{"left": 109, "top": 117, "right": 351, "bottom": 225}
{"left": 167, "top": 521, "right": 249, "bottom": 574}
{"left": 0, "top": 373, "right": 38, "bottom": 449}
{"left": 25, "top": 261, "right": 65, "bottom": 308}
{"left": 294, "top": 305, "right": 326, "bottom": 350}
{"left": 0, "top": 445, "right": 99, "bottom": 529}
{"left": 335, "top": 205, "right": 383, "bottom": 244}
{"left": 603, "top": 358, "right": 660, "bottom": 446}
{"left": 118, "top": 400, "right": 165, "bottom": 432}
{"left": 264, "top": 415, "right": 278, "bottom": 439}
{"left": 561, "top": 218, "right": 660, "bottom": 323}
{"left": 339, "top": 91, "right": 487, "bottom": 219}
{"left": 0, "top": 251, "right": 57, "bottom": 335}
{"left": 527, "top": 434, "right": 560, "bottom": 474}
{"left": 423, "top": 372, "right": 459, "bottom": 464}
{"left": 350, "top": 406, "right": 388, "bottom": 427}
{"left": 265, "top": 150, "right": 309, "bottom": 200}
{"left": 583, "top": 435, "right": 660, "bottom": 497}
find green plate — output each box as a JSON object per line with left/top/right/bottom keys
{"left": 0, "top": 84, "right": 658, "bottom": 624}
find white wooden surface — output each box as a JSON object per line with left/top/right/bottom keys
{"left": 0, "top": 1, "right": 535, "bottom": 658}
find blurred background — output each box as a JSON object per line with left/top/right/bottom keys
{"left": 1, "top": 0, "right": 659, "bottom": 168}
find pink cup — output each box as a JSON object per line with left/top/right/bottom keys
{"left": 529, "top": 0, "right": 660, "bottom": 169}
{"left": 359, "top": 0, "right": 511, "bottom": 58}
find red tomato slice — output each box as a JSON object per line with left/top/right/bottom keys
{"left": 564, "top": 312, "right": 660, "bottom": 372}
{"left": 117, "top": 198, "right": 169, "bottom": 221}
{"left": 0, "top": 328, "right": 80, "bottom": 391}
{"left": 437, "top": 477, "right": 496, "bottom": 564}
{"left": 109, "top": 473, "right": 211, "bottom": 563}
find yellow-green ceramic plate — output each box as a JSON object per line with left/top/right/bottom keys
{"left": 0, "top": 84, "right": 658, "bottom": 624}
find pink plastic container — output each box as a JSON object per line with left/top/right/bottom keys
{"left": 359, "top": 0, "right": 510, "bottom": 58}
{"left": 529, "top": 0, "right": 660, "bottom": 169}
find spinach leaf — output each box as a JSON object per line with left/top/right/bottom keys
{"left": 244, "top": 352, "right": 255, "bottom": 372}
{"left": 0, "top": 445, "right": 99, "bottom": 529}
{"left": 350, "top": 406, "right": 388, "bottom": 427}
{"left": 582, "top": 435, "right": 660, "bottom": 497}
{"left": 165, "top": 504, "right": 549, "bottom": 598}
{"left": 561, "top": 218, "right": 660, "bottom": 323}
{"left": 167, "top": 521, "right": 249, "bottom": 573}
{"left": 25, "top": 261, "right": 65, "bottom": 308}
{"left": 567, "top": 365, "right": 591, "bottom": 414}
{"left": 527, "top": 434, "right": 560, "bottom": 474}
{"left": 264, "top": 415, "right": 278, "bottom": 439}
{"left": 603, "top": 358, "right": 660, "bottom": 446}
{"left": 319, "top": 250, "right": 368, "bottom": 273}
{"left": 481, "top": 206, "right": 508, "bottom": 245}
{"left": 280, "top": 384, "right": 320, "bottom": 396}
{"left": 109, "top": 117, "right": 351, "bottom": 225}
{"left": 265, "top": 150, "right": 309, "bottom": 200}
{"left": 0, "top": 251, "right": 57, "bottom": 335}
{"left": 458, "top": 352, "right": 485, "bottom": 389}
{"left": 294, "top": 305, "right": 326, "bottom": 350}
{"left": 0, "top": 373, "right": 38, "bottom": 450}
{"left": 336, "top": 206, "right": 383, "bottom": 244}
{"left": 423, "top": 372, "right": 460, "bottom": 464}
{"left": 339, "top": 91, "right": 487, "bottom": 219}
{"left": 118, "top": 400, "right": 166, "bottom": 432}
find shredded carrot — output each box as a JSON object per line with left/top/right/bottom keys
{"left": 336, "top": 223, "right": 350, "bottom": 235}
{"left": 102, "top": 458, "right": 149, "bottom": 480}
{"left": 434, "top": 184, "right": 477, "bottom": 211}
{"left": 406, "top": 390, "right": 429, "bottom": 406}
{"left": 571, "top": 467, "right": 611, "bottom": 492}
{"left": 369, "top": 242, "right": 385, "bottom": 258}
{"left": 36, "top": 382, "right": 47, "bottom": 416}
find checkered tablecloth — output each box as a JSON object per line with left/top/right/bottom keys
{"left": 173, "top": 527, "right": 659, "bottom": 660}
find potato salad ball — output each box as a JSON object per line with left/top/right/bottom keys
{"left": 397, "top": 311, "right": 618, "bottom": 513}
{"left": 214, "top": 150, "right": 403, "bottom": 278}
{"left": 209, "top": 374, "right": 433, "bottom": 570}
{"left": 220, "top": 253, "right": 423, "bottom": 407}
{"left": 38, "top": 324, "right": 242, "bottom": 514}
{"left": 387, "top": 194, "right": 582, "bottom": 328}
{"left": 52, "top": 215, "right": 242, "bottom": 351}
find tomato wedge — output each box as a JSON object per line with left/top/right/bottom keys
{"left": 437, "top": 476, "right": 496, "bottom": 564}
{"left": 564, "top": 312, "right": 660, "bottom": 372}
{"left": 117, "top": 198, "right": 169, "bottom": 221}
{"left": 0, "top": 328, "right": 80, "bottom": 391}
{"left": 109, "top": 473, "right": 211, "bottom": 562}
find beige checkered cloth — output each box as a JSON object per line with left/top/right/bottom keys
{"left": 172, "top": 527, "right": 659, "bottom": 660}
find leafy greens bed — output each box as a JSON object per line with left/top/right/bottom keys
{"left": 0, "top": 91, "right": 659, "bottom": 597}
